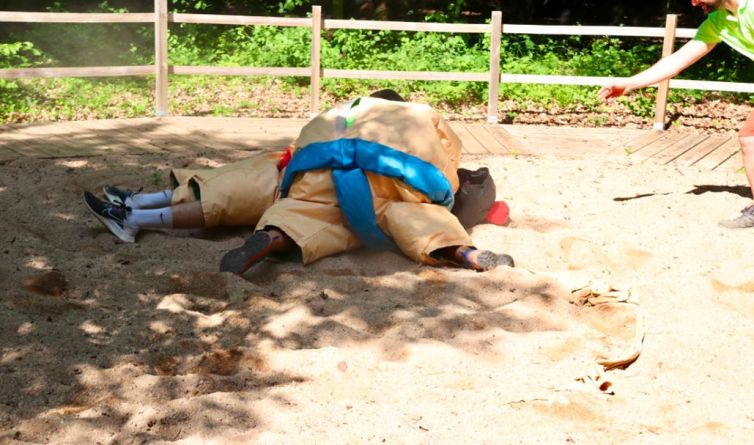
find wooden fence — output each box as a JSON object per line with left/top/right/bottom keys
{"left": 2, "top": 1, "right": 753, "bottom": 128}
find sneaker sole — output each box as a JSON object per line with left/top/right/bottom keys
{"left": 82, "top": 193, "right": 136, "bottom": 243}
{"left": 476, "top": 251, "right": 515, "bottom": 271}
{"left": 102, "top": 186, "right": 125, "bottom": 205}
{"left": 718, "top": 219, "right": 754, "bottom": 229}
{"left": 220, "top": 232, "right": 273, "bottom": 275}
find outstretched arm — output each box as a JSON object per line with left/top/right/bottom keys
{"left": 598, "top": 39, "right": 716, "bottom": 101}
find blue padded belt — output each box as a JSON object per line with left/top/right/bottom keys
{"left": 279, "top": 138, "right": 454, "bottom": 250}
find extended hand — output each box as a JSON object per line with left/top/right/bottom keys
{"left": 597, "top": 83, "right": 629, "bottom": 101}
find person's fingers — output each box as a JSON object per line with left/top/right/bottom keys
{"left": 597, "top": 87, "right": 612, "bottom": 101}
{"left": 598, "top": 85, "right": 624, "bottom": 101}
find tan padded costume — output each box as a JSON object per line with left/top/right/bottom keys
{"left": 257, "top": 97, "right": 473, "bottom": 265}
{"left": 170, "top": 151, "right": 282, "bottom": 227}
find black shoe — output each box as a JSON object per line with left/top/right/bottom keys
{"left": 220, "top": 232, "right": 273, "bottom": 275}
{"left": 102, "top": 185, "right": 141, "bottom": 205}
{"left": 83, "top": 192, "right": 139, "bottom": 242}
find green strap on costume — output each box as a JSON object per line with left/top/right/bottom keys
{"left": 344, "top": 98, "right": 360, "bottom": 128}
{"left": 336, "top": 98, "right": 362, "bottom": 135}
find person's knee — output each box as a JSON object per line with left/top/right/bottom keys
{"left": 738, "top": 137, "right": 754, "bottom": 166}
{"left": 172, "top": 201, "right": 205, "bottom": 229}
{"left": 738, "top": 136, "right": 754, "bottom": 157}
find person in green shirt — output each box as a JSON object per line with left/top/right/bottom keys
{"left": 599, "top": 0, "right": 754, "bottom": 228}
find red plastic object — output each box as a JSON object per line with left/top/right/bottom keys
{"left": 485, "top": 201, "right": 510, "bottom": 226}
{"left": 278, "top": 146, "right": 293, "bottom": 170}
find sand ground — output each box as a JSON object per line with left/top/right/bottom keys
{"left": 1, "top": 142, "right": 754, "bottom": 444}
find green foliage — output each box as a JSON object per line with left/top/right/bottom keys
{"left": 170, "top": 0, "right": 212, "bottom": 13}
{"left": 0, "top": 41, "right": 42, "bottom": 68}
{"left": 2, "top": 11, "right": 754, "bottom": 123}
{"left": 317, "top": 29, "right": 487, "bottom": 104}
{"left": 0, "top": 42, "right": 44, "bottom": 112}
{"left": 618, "top": 92, "right": 656, "bottom": 118}
{"left": 0, "top": 77, "right": 151, "bottom": 123}
{"left": 424, "top": 1, "right": 467, "bottom": 23}
{"left": 567, "top": 37, "right": 661, "bottom": 77}
{"left": 168, "top": 23, "right": 312, "bottom": 67}
{"left": 276, "top": 0, "right": 307, "bottom": 14}
{"left": 151, "top": 171, "right": 165, "bottom": 188}
{"left": 494, "top": 35, "right": 664, "bottom": 111}
{"left": 3, "top": 1, "right": 153, "bottom": 67}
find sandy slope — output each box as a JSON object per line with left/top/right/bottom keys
{"left": 1, "top": 147, "right": 753, "bottom": 444}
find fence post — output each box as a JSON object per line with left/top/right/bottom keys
{"left": 653, "top": 14, "right": 677, "bottom": 131}
{"left": 310, "top": 5, "right": 322, "bottom": 117}
{"left": 487, "top": 11, "right": 502, "bottom": 124}
{"left": 154, "top": 0, "right": 169, "bottom": 117}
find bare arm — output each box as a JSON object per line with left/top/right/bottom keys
{"left": 598, "top": 40, "right": 716, "bottom": 101}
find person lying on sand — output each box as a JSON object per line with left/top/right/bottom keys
{"left": 82, "top": 90, "right": 514, "bottom": 272}
{"left": 83, "top": 149, "right": 283, "bottom": 243}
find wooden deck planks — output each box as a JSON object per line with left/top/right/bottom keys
{"left": 152, "top": 117, "right": 302, "bottom": 151}
{"left": 0, "top": 127, "right": 63, "bottom": 157}
{"left": 0, "top": 144, "right": 19, "bottom": 162}
{"left": 716, "top": 151, "right": 743, "bottom": 171}
{"left": 624, "top": 132, "right": 743, "bottom": 171}
{"left": 673, "top": 134, "right": 732, "bottom": 166}
{"left": 695, "top": 136, "right": 741, "bottom": 170}
{"left": 62, "top": 119, "right": 158, "bottom": 154}
{"left": 653, "top": 134, "right": 710, "bottom": 164}
{"left": 459, "top": 122, "right": 526, "bottom": 155}
{"left": 449, "top": 122, "right": 489, "bottom": 154}
{"left": 628, "top": 131, "right": 680, "bottom": 158}
{"left": 635, "top": 133, "right": 707, "bottom": 163}
{"left": 619, "top": 130, "right": 666, "bottom": 156}
{"left": 461, "top": 123, "right": 500, "bottom": 154}
{"left": 0, "top": 118, "right": 742, "bottom": 173}
{"left": 506, "top": 125, "right": 644, "bottom": 156}
{"left": 486, "top": 124, "right": 529, "bottom": 155}
{"left": 5, "top": 122, "right": 97, "bottom": 157}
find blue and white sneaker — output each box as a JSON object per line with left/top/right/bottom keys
{"left": 102, "top": 185, "right": 141, "bottom": 206}
{"left": 83, "top": 192, "right": 139, "bottom": 242}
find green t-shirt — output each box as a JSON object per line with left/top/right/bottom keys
{"left": 695, "top": 0, "right": 754, "bottom": 60}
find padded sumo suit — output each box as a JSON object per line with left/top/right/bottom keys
{"left": 169, "top": 151, "right": 283, "bottom": 227}
{"left": 170, "top": 97, "right": 474, "bottom": 266}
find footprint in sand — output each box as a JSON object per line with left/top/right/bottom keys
{"left": 559, "top": 237, "right": 652, "bottom": 272}
{"left": 509, "top": 216, "right": 570, "bottom": 232}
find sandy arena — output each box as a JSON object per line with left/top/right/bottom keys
{"left": 1, "top": 138, "right": 753, "bottom": 444}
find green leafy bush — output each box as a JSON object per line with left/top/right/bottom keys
{"left": 0, "top": 41, "right": 45, "bottom": 115}
{"left": 2, "top": 14, "right": 754, "bottom": 123}
{"left": 0, "top": 41, "right": 42, "bottom": 68}
{"left": 4, "top": 1, "right": 153, "bottom": 67}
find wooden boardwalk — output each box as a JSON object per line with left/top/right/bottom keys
{"left": 0, "top": 117, "right": 742, "bottom": 171}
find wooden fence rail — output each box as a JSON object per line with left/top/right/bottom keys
{"left": 0, "top": 2, "right": 749, "bottom": 126}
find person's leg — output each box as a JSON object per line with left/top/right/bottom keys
{"left": 171, "top": 154, "right": 282, "bottom": 227}
{"left": 255, "top": 196, "right": 360, "bottom": 264}
{"left": 382, "top": 201, "right": 515, "bottom": 270}
{"left": 169, "top": 201, "right": 205, "bottom": 228}
{"left": 434, "top": 245, "right": 515, "bottom": 271}
{"left": 718, "top": 111, "right": 754, "bottom": 228}
{"left": 219, "top": 227, "right": 295, "bottom": 275}
{"left": 220, "top": 196, "right": 359, "bottom": 275}
{"left": 740, "top": 135, "right": 754, "bottom": 200}
{"left": 103, "top": 185, "right": 173, "bottom": 209}
{"left": 127, "top": 201, "right": 204, "bottom": 229}
{"left": 83, "top": 193, "right": 207, "bottom": 242}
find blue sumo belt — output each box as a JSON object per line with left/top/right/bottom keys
{"left": 279, "top": 138, "right": 455, "bottom": 250}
